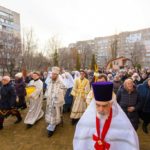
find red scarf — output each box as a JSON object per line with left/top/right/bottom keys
{"left": 93, "top": 108, "right": 112, "bottom": 150}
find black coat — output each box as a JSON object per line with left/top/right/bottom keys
{"left": 137, "top": 81, "right": 150, "bottom": 113}
{"left": 117, "top": 86, "right": 141, "bottom": 130}
{"left": 113, "top": 80, "right": 122, "bottom": 94}
{"left": 0, "top": 82, "right": 16, "bottom": 110}
{"left": 15, "top": 78, "right": 26, "bottom": 97}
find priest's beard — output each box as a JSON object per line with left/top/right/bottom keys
{"left": 97, "top": 112, "right": 109, "bottom": 120}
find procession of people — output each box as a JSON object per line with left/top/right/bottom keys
{"left": 0, "top": 66, "right": 150, "bottom": 149}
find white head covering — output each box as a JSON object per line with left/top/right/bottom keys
{"left": 107, "top": 73, "right": 113, "bottom": 82}
{"left": 74, "top": 71, "right": 80, "bottom": 80}
{"left": 61, "top": 72, "right": 74, "bottom": 88}
{"left": 132, "top": 73, "right": 141, "bottom": 81}
{"left": 15, "top": 72, "right": 23, "bottom": 78}
{"left": 44, "top": 71, "right": 52, "bottom": 87}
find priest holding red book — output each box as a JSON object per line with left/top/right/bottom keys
{"left": 73, "top": 82, "right": 139, "bottom": 150}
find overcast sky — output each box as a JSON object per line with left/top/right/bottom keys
{"left": 1, "top": 0, "right": 150, "bottom": 47}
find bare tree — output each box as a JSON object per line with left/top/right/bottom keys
{"left": 69, "top": 47, "right": 79, "bottom": 70}
{"left": 129, "top": 42, "right": 146, "bottom": 68}
{"left": 77, "top": 42, "right": 93, "bottom": 69}
{"left": 21, "top": 28, "right": 50, "bottom": 73}
{"left": 31, "top": 52, "right": 50, "bottom": 71}
{"left": 110, "top": 35, "right": 118, "bottom": 59}
{"left": 46, "top": 35, "right": 61, "bottom": 66}
{"left": 59, "top": 48, "right": 70, "bottom": 69}
{"left": 0, "top": 31, "right": 21, "bottom": 76}
{"left": 22, "top": 28, "right": 38, "bottom": 71}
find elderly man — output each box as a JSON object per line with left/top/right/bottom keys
{"left": 73, "top": 82, "right": 139, "bottom": 150}
{"left": 24, "top": 72, "right": 44, "bottom": 128}
{"left": 0, "top": 76, "right": 22, "bottom": 130}
{"left": 117, "top": 78, "right": 141, "bottom": 130}
{"left": 45, "top": 67, "right": 66, "bottom": 137}
{"left": 70, "top": 70, "right": 90, "bottom": 125}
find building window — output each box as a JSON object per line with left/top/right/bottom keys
{"left": 2, "top": 25, "right": 6, "bottom": 30}
{"left": 0, "top": 11, "right": 9, "bottom": 18}
{"left": 0, "top": 18, "right": 4, "bottom": 23}
{"left": 146, "top": 53, "right": 150, "bottom": 57}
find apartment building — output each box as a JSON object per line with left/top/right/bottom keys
{"left": 68, "top": 28, "right": 150, "bottom": 67}
{"left": 0, "top": 5, "right": 21, "bottom": 75}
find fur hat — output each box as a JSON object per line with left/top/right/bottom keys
{"left": 15, "top": 72, "right": 23, "bottom": 78}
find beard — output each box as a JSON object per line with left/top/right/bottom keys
{"left": 98, "top": 112, "right": 109, "bottom": 120}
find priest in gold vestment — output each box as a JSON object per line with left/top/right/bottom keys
{"left": 70, "top": 70, "right": 90, "bottom": 125}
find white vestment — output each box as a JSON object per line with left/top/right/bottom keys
{"left": 45, "top": 78, "right": 66, "bottom": 131}
{"left": 24, "top": 79, "right": 44, "bottom": 125}
{"left": 73, "top": 99, "right": 139, "bottom": 150}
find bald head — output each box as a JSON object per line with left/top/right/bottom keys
{"left": 2, "top": 76, "right": 11, "bottom": 85}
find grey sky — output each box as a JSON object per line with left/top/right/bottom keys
{"left": 1, "top": 0, "right": 150, "bottom": 47}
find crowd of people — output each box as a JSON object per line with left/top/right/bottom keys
{"left": 0, "top": 66, "right": 150, "bottom": 149}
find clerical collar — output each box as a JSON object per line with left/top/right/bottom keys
{"left": 34, "top": 78, "right": 39, "bottom": 81}
{"left": 80, "top": 77, "right": 84, "bottom": 80}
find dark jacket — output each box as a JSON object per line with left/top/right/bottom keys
{"left": 25, "top": 76, "right": 32, "bottom": 84}
{"left": 15, "top": 78, "right": 26, "bottom": 97}
{"left": 121, "top": 74, "right": 128, "bottom": 82}
{"left": 117, "top": 85, "right": 141, "bottom": 111}
{"left": 117, "top": 85, "right": 141, "bottom": 130}
{"left": 0, "top": 82, "right": 16, "bottom": 110}
{"left": 113, "top": 80, "right": 122, "bottom": 94}
{"left": 137, "top": 81, "right": 150, "bottom": 113}
{"left": 134, "top": 79, "right": 141, "bottom": 85}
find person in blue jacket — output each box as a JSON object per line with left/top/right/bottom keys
{"left": 137, "top": 78, "right": 150, "bottom": 133}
